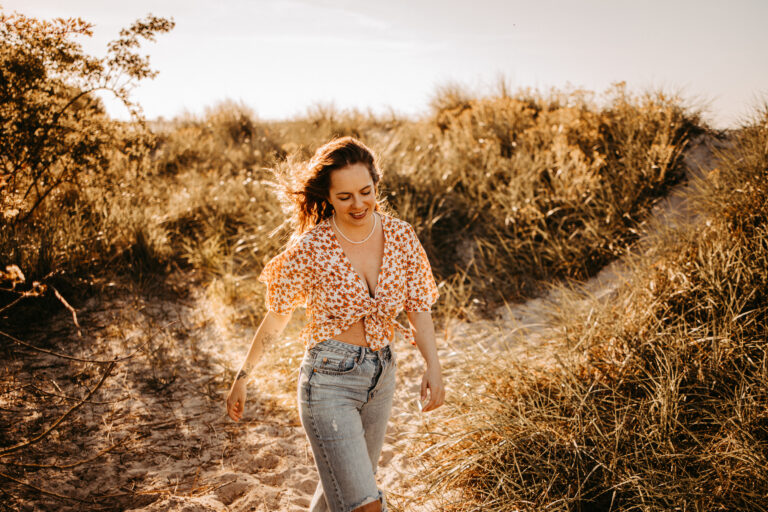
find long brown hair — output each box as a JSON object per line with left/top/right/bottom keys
{"left": 278, "top": 137, "right": 382, "bottom": 242}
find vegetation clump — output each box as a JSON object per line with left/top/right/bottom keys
{"left": 419, "top": 108, "right": 768, "bottom": 511}
{"left": 3, "top": 8, "right": 765, "bottom": 512}
{"left": 379, "top": 83, "right": 703, "bottom": 311}
{"left": 0, "top": 9, "right": 174, "bottom": 308}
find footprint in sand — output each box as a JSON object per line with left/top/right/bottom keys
{"left": 213, "top": 473, "right": 256, "bottom": 505}
{"left": 252, "top": 452, "right": 280, "bottom": 470}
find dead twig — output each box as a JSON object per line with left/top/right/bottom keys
{"left": 0, "top": 294, "right": 27, "bottom": 315}
{"left": 0, "top": 469, "right": 94, "bottom": 504}
{"left": 51, "top": 285, "right": 81, "bottom": 336}
{"left": 2, "top": 434, "right": 136, "bottom": 469}
{"left": 0, "top": 320, "right": 176, "bottom": 363}
{"left": 25, "top": 382, "right": 129, "bottom": 405}
{"left": 0, "top": 360, "right": 116, "bottom": 457}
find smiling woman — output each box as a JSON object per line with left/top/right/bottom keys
{"left": 226, "top": 136, "right": 444, "bottom": 512}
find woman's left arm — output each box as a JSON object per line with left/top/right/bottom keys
{"left": 407, "top": 310, "right": 444, "bottom": 412}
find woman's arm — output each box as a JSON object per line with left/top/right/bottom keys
{"left": 226, "top": 310, "right": 291, "bottom": 422}
{"left": 407, "top": 310, "right": 444, "bottom": 412}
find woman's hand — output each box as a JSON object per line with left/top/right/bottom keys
{"left": 226, "top": 379, "right": 247, "bottom": 422}
{"left": 420, "top": 363, "right": 444, "bottom": 412}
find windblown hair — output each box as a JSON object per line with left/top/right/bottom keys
{"left": 277, "top": 137, "right": 382, "bottom": 243}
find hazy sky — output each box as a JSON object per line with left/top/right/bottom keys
{"left": 6, "top": 0, "right": 768, "bottom": 128}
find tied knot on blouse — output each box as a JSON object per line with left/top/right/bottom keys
{"left": 352, "top": 294, "right": 413, "bottom": 345}
{"left": 257, "top": 214, "right": 439, "bottom": 351}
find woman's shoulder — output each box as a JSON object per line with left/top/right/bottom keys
{"left": 382, "top": 213, "right": 420, "bottom": 237}
{"left": 288, "top": 218, "right": 334, "bottom": 254}
{"left": 381, "top": 213, "right": 423, "bottom": 252}
{"left": 381, "top": 212, "right": 413, "bottom": 234}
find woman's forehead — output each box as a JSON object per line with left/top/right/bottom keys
{"left": 329, "top": 163, "right": 374, "bottom": 192}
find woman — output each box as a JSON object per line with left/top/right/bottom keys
{"left": 225, "top": 137, "right": 444, "bottom": 512}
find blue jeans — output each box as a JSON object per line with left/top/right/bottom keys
{"left": 297, "top": 338, "right": 397, "bottom": 512}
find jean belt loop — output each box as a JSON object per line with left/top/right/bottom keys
{"left": 356, "top": 346, "right": 366, "bottom": 365}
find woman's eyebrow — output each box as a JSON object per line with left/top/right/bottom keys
{"left": 335, "top": 185, "right": 372, "bottom": 196}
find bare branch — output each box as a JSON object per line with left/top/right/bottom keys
{"left": 0, "top": 360, "right": 116, "bottom": 457}
{"left": 51, "top": 286, "right": 81, "bottom": 336}
{"left": 3, "top": 435, "right": 134, "bottom": 469}
{"left": 0, "top": 320, "right": 176, "bottom": 364}
{"left": 0, "top": 330, "right": 118, "bottom": 363}
{"left": 25, "top": 382, "right": 127, "bottom": 405}
{"left": 0, "top": 295, "right": 28, "bottom": 315}
{"left": 0, "top": 470, "right": 93, "bottom": 504}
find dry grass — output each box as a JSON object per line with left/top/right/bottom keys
{"left": 378, "top": 83, "right": 702, "bottom": 315}
{"left": 2, "top": 83, "right": 702, "bottom": 331}
{"left": 417, "top": 106, "right": 768, "bottom": 511}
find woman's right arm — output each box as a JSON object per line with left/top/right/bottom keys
{"left": 225, "top": 310, "right": 291, "bottom": 422}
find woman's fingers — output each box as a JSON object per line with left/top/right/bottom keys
{"left": 422, "top": 388, "right": 443, "bottom": 412}
{"left": 226, "top": 387, "right": 246, "bottom": 421}
{"left": 420, "top": 370, "right": 445, "bottom": 412}
{"left": 425, "top": 391, "right": 444, "bottom": 411}
{"left": 230, "top": 401, "right": 243, "bottom": 421}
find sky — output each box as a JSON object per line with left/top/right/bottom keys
{"left": 5, "top": 0, "right": 768, "bottom": 128}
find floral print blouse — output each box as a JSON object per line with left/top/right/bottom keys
{"left": 258, "top": 213, "right": 439, "bottom": 351}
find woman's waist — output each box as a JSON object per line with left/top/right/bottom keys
{"left": 309, "top": 337, "right": 393, "bottom": 362}
{"left": 332, "top": 320, "right": 368, "bottom": 346}
{"left": 302, "top": 319, "right": 393, "bottom": 349}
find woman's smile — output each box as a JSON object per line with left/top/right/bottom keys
{"left": 328, "top": 162, "right": 378, "bottom": 232}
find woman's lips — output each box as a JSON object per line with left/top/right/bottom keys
{"left": 350, "top": 210, "right": 367, "bottom": 219}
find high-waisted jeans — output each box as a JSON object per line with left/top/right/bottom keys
{"left": 297, "top": 338, "right": 397, "bottom": 512}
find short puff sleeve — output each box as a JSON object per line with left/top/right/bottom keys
{"left": 404, "top": 225, "right": 440, "bottom": 312}
{"left": 258, "top": 240, "right": 314, "bottom": 315}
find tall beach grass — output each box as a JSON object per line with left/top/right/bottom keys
{"left": 416, "top": 105, "right": 767, "bottom": 511}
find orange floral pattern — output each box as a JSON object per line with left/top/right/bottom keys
{"left": 258, "top": 213, "right": 439, "bottom": 351}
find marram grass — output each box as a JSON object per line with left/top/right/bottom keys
{"left": 417, "top": 106, "right": 768, "bottom": 511}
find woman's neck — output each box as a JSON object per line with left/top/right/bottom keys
{"left": 333, "top": 211, "right": 379, "bottom": 241}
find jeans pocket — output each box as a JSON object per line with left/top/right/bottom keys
{"left": 312, "top": 350, "right": 358, "bottom": 375}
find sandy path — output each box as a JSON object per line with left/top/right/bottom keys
{"left": 3, "top": 134, "right": 723, "bottom": 512}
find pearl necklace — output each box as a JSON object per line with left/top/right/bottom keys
{"left": 332, "top": 211, "right": 378, "bottom": 244}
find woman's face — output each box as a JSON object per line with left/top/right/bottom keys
{"left": 327, "top": 163, "right": 377, "bottom": 229}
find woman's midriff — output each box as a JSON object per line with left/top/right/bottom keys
{"left": 332, "top": 317, "right": 390, "bottom": 348}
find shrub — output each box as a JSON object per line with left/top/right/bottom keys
{"left": 0, "top": 9, "right": 173, "bottom": 290}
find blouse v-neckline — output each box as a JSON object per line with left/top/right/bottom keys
{"left": 325, "top": 213, "right": 389, "bottom": 299}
